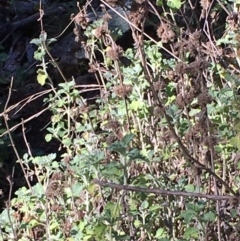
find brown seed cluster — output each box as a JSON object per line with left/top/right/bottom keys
{"left": 197, "top": 90, "right": 213, "bottom": 107}
{"left": 154, "top": 80, "right": 167, "bottom": 91}
{"left": 157, "top": 23, "right": 175, "bottom": 43}
{"left": 104, "top": 119, "right": 120, "bottom": 130}
{"left": 203, "top": 135, "right": 217, "bottom": 147}
{"left": 106, "top": 45, "right": 123, "bottom": 60}
{"left": 185, "top": 122, "right": 204, "bottom": 143}
{"left": 227, "top": 13, "right": 240, "bottom": 30}
{"left": 74, "top": 12, "right": 89, "bottom": 29}
{"left": 93, "top": 24, "right": 109, "bottom": 39}
{"left": 176, "top": 89, "right": 198, "bottom": 108}
{"left": 174, "top": 31, "right": 202, "bottom": 59}
{"left": 113, "top": 84, "right": 133, "bottom": 98}
{"left": 128, "top": 2, "right": 147, "bottom": 26}
{"left": 106, "top": 134, "right": 118, "bottom": 144}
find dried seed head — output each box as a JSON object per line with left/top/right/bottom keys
{"left": 106, "top": 46, "right": 118, "bottom": 60}
{"left": 103, "top": 12, "right": 112, "bottom": 22}
{"left": 157, "top": 23, "right": 175, "bottom": 43}
{"left": 227, "top": 13, "right": 240, "bottom": 30}
{"left": 154, "top": 80, "right": 166, "bottom": 91}
{"left": 186, "top": 88, "right": 198, "bottom": 104}
{"left": 104, "top": 120, "right": 120, "bottom": 130}
{"left": 113, "top": 84, "right": 132, "bottom": 98}
{"left": 92, "top": 25, "right": 108, "bottom": 38}
{"left": 128, "top": 3, "right": 147, "bottom": 26}
{"left": 106, "top": 45, "right": 123, "bottom": 60}
{"left": 197, "top": 91, "right": 213, "bottom": 107}
{"left": 74, "top": 13, "right": 89, "bottom": 29}
{"left": 203, "top": 135, "right": 217, "bottom": 147}
{"left": 106, "top": 134, "right": 118, "bottom": 144}
{"left": 176, "top": 94, "right": 185, "bottom": 108}
{"left": 153, "top": 106, "right": 162, "bottom": 117}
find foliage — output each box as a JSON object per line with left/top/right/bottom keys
{"left": 1, "top": 0, "right": 240, "bottom": 240}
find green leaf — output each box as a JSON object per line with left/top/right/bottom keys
{"left": 15, "top": 186, "right": 30, "bottom": 197}
{"left": 102, "top": 166, "right": 121, "bottom": 178}
{"left": 149, "top": 204, "right": 161, "bottom": 212}
{"left": 129, "top": 100, "right": 144, "bottom": 111}
{"left": 47, "top": 38, "right": 57, "bottom": 45}
{"left": 184, "top": 184, "right": 195, "bottom": 192}
{"left": 121, "top": 133, "right": 134, "bottom": 147}
{"left": 183, "top": 227, "right": 199, "bottom": 239}
{"left": 167, "top": 0, "right": 183, "bottom": 9}
{"left": 203, "top": 211, "right": 216, "bottom": 222}
{"left": 32, "top": 183, "right": 44, "bottom": 198}
{"left": 189, "top": 108, "right": 201, "bottom": 117}
{"left": 108, "top": 142, "right": 126, "bottom": 156}
{"left": 155, "top": 228, "right": 167, "bottom": 238}
{"left": 32, "top": 153, "right": 56, "bottom": 165}
{"left": 230, "top": 136, "right": 240, "bottom": 150}
{"left": 62, "top": 138, "right": 72, "bottom": 146}
{"left": 37, "top": 69, "right": 48, "bottom": 86}
{"left": 230, "top": 208, "right": 238, "bottom": 218}
{"left": 45, "top": 134, "right": 52, "bottom": 142}
{"left": 134, "top": 219, "right": 142, "bottom": 228}
{"left": 30, "top": 38, "right": 42, "bottom": 46}
{"left": 180, "top": 209, "right": 196, "bottom": 224}
{"left": 93, "top": 223, "right": 108, "bottom": 239}
{"left": 141, "top": 200, "right": 149, "bottom": 209}
{"left": 72, "top": 182, "right": 83, "bottom": 197}
{"left": 105, "top": 201, "right": 121, "bottom": 220}
{"left": 34, "top": 48, "right": 45, "bottom": 60}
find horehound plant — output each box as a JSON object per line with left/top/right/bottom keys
{"left": 1, "top": 0, "right": 240, "bottom": 241}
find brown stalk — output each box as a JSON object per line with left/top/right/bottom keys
{"left": 94, "top": 179, "right": 237, "bottom": 201}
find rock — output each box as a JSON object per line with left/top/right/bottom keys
{"left": 86, "top": 2, "right": 131, "bottom": 37}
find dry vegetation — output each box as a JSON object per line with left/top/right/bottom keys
{"left": 1, "top": 0, "right": 240, "bottom": 240}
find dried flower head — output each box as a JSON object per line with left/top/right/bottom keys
{"left": 128, "top": 2, "right": 147, "bottom": 26}
{"left": 153, "top": 106, "right": 162, "bottom": 117}
{"left": 197, "top": 91, "right": 213, "bottom": 107}
{"left": 106, "top": 134, "right": 118, "bottom": 144}
{"left": 104, "top": 119, "right": 120, "bottom": 130}
{"left": 88, "top": 63, "right": 98, "bottom": 73}
{"left": 103, "top": 12, "right": 112, "bottom": 22}
{"left": 203, "top": 135, "right": 217, "bottom": 147}
{"left": 154, "top": 80, "right": 166, "bottom": 91}
{"left": 93, "top": 25, "right": 108, "bottom": 39}
{"left": 227, "top": 13, "right": 240, "bottom": 30}
{"left": 176, "top": 93, "right": 185, "bottom": 108}
{"left": 157, "top": 23, "right": 175, "bottom": 43}
{"left": 74, "top": 12, "right": 89, "bottom": 29}
{"left": 186, "top": 88, "right": 198, "bottom": 104}
{"left": 106, "top": 45, "right": 123, "bottom": 60}
{"left": 113, "top": 84, "right": 133, "bottom": 98}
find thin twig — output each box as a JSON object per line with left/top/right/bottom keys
{"left": 3, "top": 77, "right": 33, "bottom": 193}
{"left": 93, "top": 179, "right": 236, "bottom": 201}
